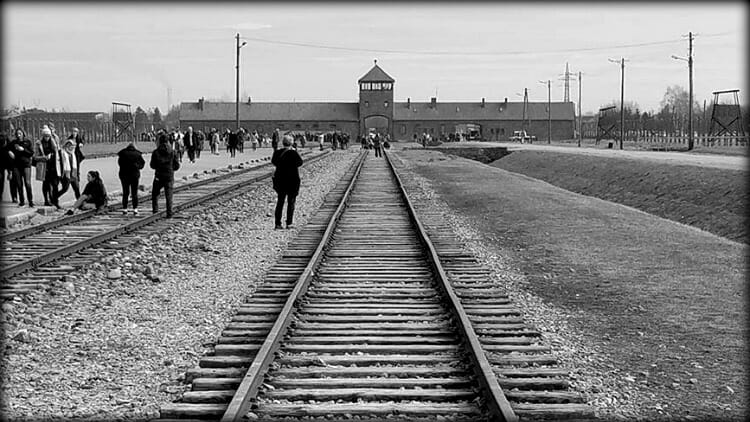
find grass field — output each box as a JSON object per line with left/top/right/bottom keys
{"left": 491, "top": 150, "right": 747, "bottom": 244}
{"left": 396, "top": 149, "right": 746, "bottom": 420}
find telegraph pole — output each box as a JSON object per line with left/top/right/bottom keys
{"left": 578, "top": 71, "right": 582, "bottom": 147}
{"left": 236, "top": 33, "right": 240, "bottom": 131}
{"left": 609, "top": 57, "right": 627, "bottom": 149}
{"left": 688, "top": 31, "right": 694, "bottom": 150}
{"left": 235, "top": 33, "right": 247, "bottom": 131}
{"left": 619, "top": 59, "right": 625, "bottom": 150}
{"left": 547, "top": 80, "right": 552, "bottom": 144}
{"left": 539, "top": 80, "right": 551, "bottom": 143}
{"left": 672, "top": 32, "right": 695, "bottom": 150}
{"left": 523, "top": 88, "right": 529, "bottom": 133}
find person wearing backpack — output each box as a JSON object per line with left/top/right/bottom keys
{"left": 271, "top": 135, "right": 303, "bottom": 230}
{"left": 150, "top": 133, "right": 180, "bottom": 218}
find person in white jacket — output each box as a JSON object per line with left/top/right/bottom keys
{"left": 53, "top": 139, "right": 80, "bottom": 206}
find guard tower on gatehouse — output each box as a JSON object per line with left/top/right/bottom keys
{"left": 358, "top": 60, "right": 395, "bottom": 138}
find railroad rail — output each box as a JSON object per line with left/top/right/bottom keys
{"left": 0, "top": 149, "right": 330, "bottom": 298}
{"left": 157, "top": 150, "right": 507, "bottom": 421}
{"left": 155, "top": 149, "right": 594, "bottom": 421}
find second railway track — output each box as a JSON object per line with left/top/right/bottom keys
{"left": 0, "top": 149, "right": 330, "bottom": 298}
{"left": 156, "top": 150, "right": 594, "bottom": 421}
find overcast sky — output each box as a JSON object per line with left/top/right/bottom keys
{"left": 3, "top": 2, "right": 746, "bottom": 115}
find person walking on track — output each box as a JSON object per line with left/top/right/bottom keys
{"left": 373, "top": 133, "right": 382, "bottom": 158}
{"left": 150, "top": 133, "right": 180, "bottom": 218}
{"left": 117, "top": 138, "right": 146, "bottom": 215}
{"left": 271, "top": 134, "right": 303, "bottom": 230}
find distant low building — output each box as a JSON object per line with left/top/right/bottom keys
{"left": 3, "top": 109, "right": 104, "bottom": 140}
{"left": 180, "top": 62, "right": 576, "bottom": 141}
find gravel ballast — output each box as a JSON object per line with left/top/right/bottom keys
{"left": 0, "top": 150, "right": 359, "bottom": 420}
{"left": 390, "top": 152, "right": 640, "bottom": 420}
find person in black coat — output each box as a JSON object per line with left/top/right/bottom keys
{"left": 150, "top": 134, "right": 180, "bottom": 218}
{"left": 0, "top": 132, "right": 18, "bottom": 204}
{"left": 9, "top": 129, "right": 34, "bottom": 207}
{"left": 271, "top": 135, "right": 303, "bottom": 229}
{"left": 184, "top": 126, "right": 196, "bottom": 163}
{"left": 65, "top": 170, "right": 108, "bottom": 214}
{"left": 117, "top": 140, "right": 146, "bottom": 214}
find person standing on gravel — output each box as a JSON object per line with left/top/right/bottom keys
{"left": 34, "top": 126, "right": 61, "bottom": 207}
{"left": 271, "top": 135, "right": 303, "bottom": 230}
{"left": 9, "top": 129, "right": 34, "bottom": 207}
{"left": 272, "top": 128, "right": 280, "bottom": 151}
{"left": 373, "top": 133, "right": 382, "bottom": 158}
{"left": 184, "top": 126, "right": 196, "bottom": 163}
{"left": 195, "top": 130, "right": 205, "bottom": 159}
{"left": 210, "top": 129, "right": 220, "bottom": 155}
{"left": 118, "top": 139, "right": 146, "bottom": 215}
{"left": 150, "top": 134, "right": 180, "bottom": 218}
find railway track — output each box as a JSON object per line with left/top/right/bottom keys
{"left": 155, "top": 150, "right": 593, "bottom": 421}
{"left": 0, "top": 149, "right": 329, "bottom": 299}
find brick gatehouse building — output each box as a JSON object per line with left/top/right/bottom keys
{"left": 179, "top": 62, "right": 575, "bottom": 141}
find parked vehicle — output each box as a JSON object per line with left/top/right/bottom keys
{"left": 455, "top": 124, "right": 482, "bottom": 141}
{"left": 509, "top": 130, "right": 536, "bottom": 143}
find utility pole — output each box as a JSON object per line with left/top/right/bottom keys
{"left": 539, "top": 80, "right": 551, "bottom": 143}
{"left": 563, "top": 62, "right": 570, "bottom": 102}
{"left": 672, "top": 32, "right": 695, "bottom": 150}
{"left": 688, "top": 31, "right": 694, "bottom": 150}
{"left": 523, "top": 88, "right": 529, "bottom": 133}
{"left": 619, "top": 59, "right": 625, "bottom": 150}
{"left": 235, "top": 33, "right": 247, "bottom": 131}
{"left": 578, "top": 71, "right": 582, "bottom": 147}
{"left": 609, "top": 57, "right": 627, "bottom": 149}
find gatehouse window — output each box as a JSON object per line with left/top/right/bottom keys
{"left": 400, "top": 125, "right": 406, "bottom": 135}
{"left": 383, "top": 83, "right": 392, "bottom": 90}
{"left": 372, "top": 82, "right": 382, "bottom": 90}
{"left": 384, "top": 101, "right": 389, "bottom": 108}
{"left": 365, "top": 101, "right": 369, "bottom": 107}
{"left": 360, "top": 82, "right": 371, "bottom": 90}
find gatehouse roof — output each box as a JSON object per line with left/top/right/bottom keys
{"left": 358, "top": 62, "right": 395, "bottom": 83}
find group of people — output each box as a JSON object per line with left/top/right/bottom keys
{"left": 0, "top": 125, "right": 106, "bottom": 211}
{"left": 1, "top": 125, "right": 309, "bottom": 228}
{"left": 141, "top": 127, "right": 279, "bottom": 160}
{"left": 360, "top": 133, "right": 391, "bottom": 157}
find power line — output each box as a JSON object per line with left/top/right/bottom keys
{"left": 239, "top": 31, "right": 734, "bottom": 57}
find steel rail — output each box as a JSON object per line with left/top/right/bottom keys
{"left": 219, "top": 150, "right": 369, "bottom": 422}
{"left": 1, "top": 149, "right": 322, "bottom": 243}
{"left": 0, "top": 150, "right": 331, "bottom": 280}
{"left": 383, "top": 149, "right": 518, "bottom": 422}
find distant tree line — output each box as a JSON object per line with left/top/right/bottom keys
{"left": 600, "top": 85, "right": 749, "bottom": 136}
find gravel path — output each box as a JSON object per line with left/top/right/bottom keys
{"left": 391, "top": 152, "right": 637, "bottom": 420}
{"left": 0, "top": 150, "right": 359, "bottom": 420}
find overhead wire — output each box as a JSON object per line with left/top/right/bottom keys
{"left": 239, "top": 31, "right": 735, "bottom": 57}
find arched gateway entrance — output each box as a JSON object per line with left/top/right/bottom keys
{"left": 364, "top": 115, "right": 390, "bottom": 137}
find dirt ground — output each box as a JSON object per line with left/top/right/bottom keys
{"left": 394, "top": 148, "right": 747, "bottom": 421}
